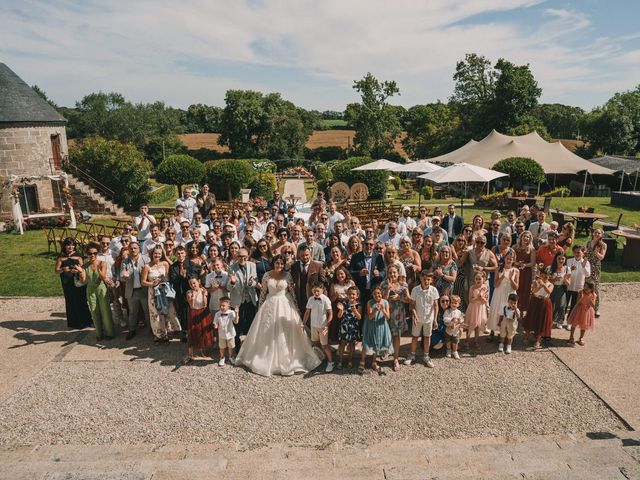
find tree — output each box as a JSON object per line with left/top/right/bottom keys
{"left": 493, "top": 157, "right": 546, "bottom": 193}
{"left": 532, "top": 104, "right": 585, "bottom": 139}
{"left": 144, "top": 136, "right": 188, "bottom": 167}
{"left": 218, "top": 90, "right": 311, "bottom": 159}
{"left": 31, "top": 85, "right": 59, "bottom": 109}
{"left": 184, "top": 104, "right": 221, "bottom": 133}
{"left": 489, "top": 59, "right": 542, "bottom": 132}
{"left": 205, "top": 159, "right": 255, "bottom": 200}
{"left": 507, "top": 115, "right": 551, "bottom": 141}
{"left": 344, "top": 73, "right": 401, "bottom": 158}
{"left": 68, "top": 137, "right": 151, "bottom": 209}
{"left": 155, "top": 154, "right": 205, "bottom": 197}
{"left": 401, "top": 102, "right": 461, "bottom": 158}
{"left": 331, "top": 156, "right": 388, "bottom": 200}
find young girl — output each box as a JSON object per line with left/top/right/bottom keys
{"left": 550, "top": 251, "right": 571, "bottom": 329}
{"left": 329, "top": 266, "right": 355, "bottom": 344}
{"left": 443, "top": 295, "right": 464, "bottom": 359}
{"left": 383, "top": 265, "right": 410, "bottom": 372}
{"left": 184, "top": 276, "right": 215, "bottom": 364}
{"left": 523, "top": 268, "right": 554, "bottom": 349}
{"left": 359, "top": 287, "right": 393, "bottom": 374}
{"left": 465, "top": 271, "right": 489, "bottom": 350}
{"left": 336, "top": 286, "right": 362, "bottom": 369}
{"left": 567, "top": 280, "right": 597, "bottom": 346}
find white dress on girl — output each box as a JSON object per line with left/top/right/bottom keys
{"left": 487, "top": 266, "right": 518, "bottom": 332}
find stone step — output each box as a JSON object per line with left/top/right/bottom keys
{"left": 65, "top": 173, "right": 126, "bottom": 216}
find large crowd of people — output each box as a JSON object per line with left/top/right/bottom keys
{"left": 55, "top": 186, "right": 605, "bottom": 376}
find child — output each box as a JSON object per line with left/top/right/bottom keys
{"left": 360, "top": 286, "right": 393, "bottom": 373}
{"left": 443, "top": 295, "right": 464, "bottom": 359}
{"left": 214, "top": 297, "right": 238, "bottom": 366}
{"left": 383, "top": 265, "right": 410, "bottom": 371}
{"left": 497, "top": 293, "right": 521, "bottom": 354}
{"left": 567, "top": 280, "right": 597, "bottom": 346}
{"left": 523, "top": 268, "right": 554, "bottom": 349}
{"left": 565, "top": 245, "right": 591, "bottom": 321}
{"left": 205, "top": 258, "right": 228, "bottom": 317}
{"left": 303, "top": 282, "right": 334, "bottom": 372}
{"left": 540, "top": 221, "right": 559, "bottom": 244}
{"left": 184, "top": 276, "right": 215, "bottom": 364}
{"left": 465, "top": 271, "right": 489, "bottom": 350}
{"left": 406, "top": 270, "right": 439, "bottom": 367}
{"left": 336, "top": 286, "right": 362, "bottom": 369}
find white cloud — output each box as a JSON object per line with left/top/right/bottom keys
{"left": 0, "top": 0, "right": 638, "bottom": 110}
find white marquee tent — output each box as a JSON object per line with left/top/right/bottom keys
{"left": 424, "top": 130, "right": 614, "bottom": 175}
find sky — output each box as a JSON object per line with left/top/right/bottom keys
{"left": 1, "top": 0, "right": 639, "bottom": 111}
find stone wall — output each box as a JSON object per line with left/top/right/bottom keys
{"left": 0, "top": 124, "right": 68, "bottom": 215}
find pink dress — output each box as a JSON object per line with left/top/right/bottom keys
{"left": 465, "top": 284, "right": 488, "bottom": 330}
{"left": 567, "top": 290, "right": 596, "bottom": 330}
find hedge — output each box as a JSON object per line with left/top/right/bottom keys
{"left": 330, "top": 156, "right": 388, "bottom": 200}
{"left": 205, "top": 159, "right": 254, "bottom": 200}
{"left": 148, "top": 184, "right": 178, "bottom": 205}
{"left": 249, "top": 173, "right": 277, "bottom": 200}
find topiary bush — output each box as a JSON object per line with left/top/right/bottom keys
{"left": 249, "top": 173, "right": 277, "bottom": 200}
{"left": 331, "top": 156, "right": 388, "bottom": 200}
{"left": 493, "top": 157, "right": 546, "bottom": 192}
{"left": 155, "top": 154, "right": 206, "bottom": 197}
{"left": 420, "top": 185, "right": 433, "bottom": 200}
{"left": 205, "top": 159, "right": 255, "bottom": 200}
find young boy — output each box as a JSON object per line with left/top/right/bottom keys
{"left": 443, "top": 295, "right": 464, "bottom": 360}
{"left": 497, "top": 293, "right": 521, "bottom": 354}
{"left": 566, "top": 245, "right": 591, "bottom": 322}
{"left": 303, "top": 282, "right": 334, "bottom": 372}
{"left": 214, "top": 297, "right": 238, "bottom": 366}
{"left": 406, "top": 270, "right": 439, "bottom": 367}
{"left": 205, "top": 258, "right": 228, "bottom": 318}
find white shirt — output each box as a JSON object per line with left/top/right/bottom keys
{"left": 97, "top": 250, "right": 116, "bottom": 279}
{"left": 192, "top": 222, "right": 209, "bottom": 238}
{"left": 443, "top": 308, "right": 464, "bottom": 336}
{"left": 134, "top": 214, "right": 156, "bottom": 241}
{"left": 205, "top": 271, "right": 229, "bottom": 311}
{"left": 399, "top": 216, "right": 416, "bottom": 233}
{"left": 378, "top": 231, "right": 401, "bottom": 248}
{"left": 214, "top": 310, "right": 237, "bottom": 340}
{"left": 502, "top": 305, "right": 520, "bottom": 321}
{"left": 410, "top": 285, "right": 439, "bottom": 324}
{"left": 306, "top": 294, "right": 332, "bottom": 328}
{"left": 142, "top": 236, "right": 165, "bottom": 257}
{"left": 567, "top": 257, "right": 591, "bottom": 291}
{"left": 175, "top": 197, "right": 198, "bottom": 222}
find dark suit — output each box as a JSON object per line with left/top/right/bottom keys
{"left": 441, "top": 214, "right": 464, "bottom": 238}
{"left": 348, "top": 251, "right": 386, "bottom": 306}
{"left": 290, "top": 260, "right": 326, "bottom": 315}
{"left": 485, "top": 231, "right": 500, "bottom": 251}
{"left": 169, "top": 259, "right": 200, "bottom": 332}
{"left": 267, "top": 198, "right": 288, "bottom": 215}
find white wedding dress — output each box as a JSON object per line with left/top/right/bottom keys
{"left": 235, "top": 272, "right": 321, "bottom": 376}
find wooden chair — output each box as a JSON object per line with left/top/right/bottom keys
{"left": 601, "top": 213, "right": 623, "bottom": 233}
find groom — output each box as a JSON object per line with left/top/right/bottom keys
{"left": 227, "top": 248, "right": 258, "bottom": 353}
{"left": 290, "top": 245, "right": 326, "bottom": 317}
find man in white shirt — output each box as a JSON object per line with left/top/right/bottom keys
{"left": 110, "top": 224, "right": 134, "bottom": 257}
{"left": 388, "top": 211, "right": 407, "bottom": 237}
{"left": 142, "top": 224, "right": 166, "bottom": 258}
{"left": 378, "top": 221, "right": 402, "bottom": 248}
{"left": 176, "top": 221, "right": 194, "bottom": 246}
{"left": 500, "top": 210, "right": 517, "bottom": 238}
{"left": 191, "top": 212, "right": 209, "bottom": 238}
{"left": 175, "top": 187, "right": 198, "bottom": 223}
{"left": 398, "top": 206, "right": 416, "bottom": 234}
{"left": 135, "top": 203, "right": 156, "bottom": 242}
{"left": 327, "top": 202, "right": 344, "bottom": 233}
{"left": 528, "top": 211, "right": 550, "bottom": 248}
{"left": 347, "top": 216, "right": 366, "bottom": 239}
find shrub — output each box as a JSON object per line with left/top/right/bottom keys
{"left": 493, "top": 157, "right": 546, "bottom": 191}
{"left": 420, "top": 185, "right": 433, "bottom": 200}
{"left": 67, "top": 137, "right": 151, "bottom": 210}
{"left": 248, "top": 173, "right": 277, "bottom": 200}
{"left": 144, "top": 135, "right": 187, "bottom": 167}
{"left": 205, "top": 159, "right": 254, "bottom": 200}
{"left": 310, "top": 162, "right": 333, "bottom": 183}
{"left": 155, "top": 154, "right": 206, "bottom": 196}
{"left": 148, "top": 184, "right": 178, "bottom": 204}
{"left": 245, "top": 159, "right": 277, "bottom": 173}
{"left": 475, "top": 189, "right": 511, "bottom": 208}
{"left": 331, "top": 156, "right": 388, "bottom": 200}
{"left": 390, "top": 175, "right": 402, "bottom": 190}
{"left": 546, "top": 186, "right": 570, "bottom": 197}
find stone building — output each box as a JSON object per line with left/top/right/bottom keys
{"left": 0, "top": 63, "right": 68, "bottom": 216}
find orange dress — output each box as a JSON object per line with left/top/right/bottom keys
{"left": 567, "top": 290, "right": 596, "bottom": 330}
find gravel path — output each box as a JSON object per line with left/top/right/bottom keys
{"left": 0, "top": 349, "right": 625, "bottom": 447}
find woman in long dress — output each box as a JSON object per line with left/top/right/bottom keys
{"left": 235, "top": 254, "right": 322, "bottom": 376}
{"left": 55, "top": 237, "right": 92, "bottom": 329}
{"left": 487, "top": 250, "right": 519, "bottom": 334}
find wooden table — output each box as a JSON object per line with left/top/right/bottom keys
{"left": 564, "top": 212, "right": 609, "bottom": 236}
{"left": 611, "top": 229, "right": 640, "bottom": 268}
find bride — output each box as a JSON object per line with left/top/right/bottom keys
{"left": 235, "top": 254, "right": 322, "bottom": 376}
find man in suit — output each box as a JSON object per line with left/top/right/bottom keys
{"left": 119, "top": 241, "right": 148, "bottom": 340}
{"left": 299, "top": 228, "right": 326, "bottom": 263}
{"left": 528, "top": 211, "right": 550, "bottom": 248}
{"left": 267, "top": 190, "right": 288, "bottom": 215}
{"left": 349, "top": 238, "right": 386, "bottom": 306}
{"left": 169, "top": 245, "right": 200, "bottom": 342}
{"left": 485, "top": 219, "right": 501, "bottom": 250}
{"left": 511, "top": 221, "right": 526, "bottom": 246}
{"left": 227, "top": 248, "right": 258, "bottom": 352}
{"left": 290, "top": 245, "right": 326, "bottom": 317}
{"left": 441, "top": 204, "right": 464, "bottom": 239}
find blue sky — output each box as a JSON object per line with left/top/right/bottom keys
{"left": 1, "top": 0, "right": 639, "bottom": 111}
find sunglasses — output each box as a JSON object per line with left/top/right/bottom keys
{"left": 475, "top": 240, "right": 486, "bottom": 245}
{"left": 122, "top": 239, "right": 130, "bottom": 243}
{"left": 87, "top": 251, "right": 98, "bottom": 255}
{"left": 124, "top": 227, "right": 133, "bottom": 231}
{"left": 412, "top": 232, "right": 421, "bottom": 236}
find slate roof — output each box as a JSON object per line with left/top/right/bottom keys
{"left": 0, "top": 63, "right": 66, "bottom": 124}
{"left": 589, "top": 155, "right": 640, "bottom": 173}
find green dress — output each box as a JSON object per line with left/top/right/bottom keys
{"left": 86, "top": 265, "right": 114, "bottom": 338}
